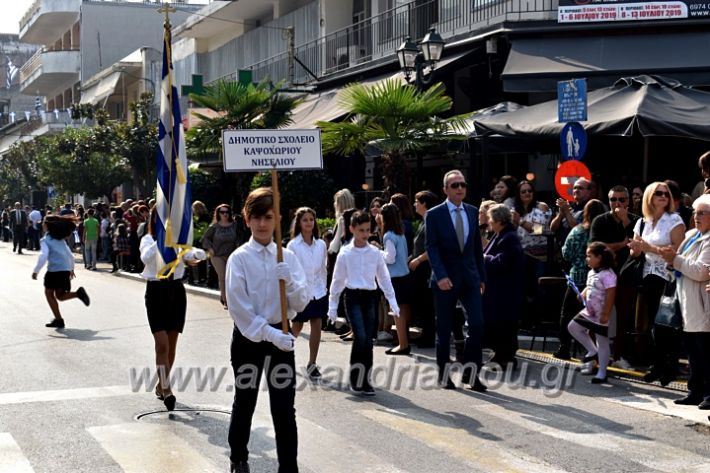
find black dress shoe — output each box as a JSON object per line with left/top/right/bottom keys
{"left": 470, "top": 378, "right": 488, "bottom": 393}
{"left": 385, "top": 346, "right": 411, "bottom": 355}
{"left": 163, "top": 394, "right": 176, "bottom": 411}
{"left": 659, "top": 373, "right": 676, "bottom": 387}
{"left": 582, "top": 353, "right": 599, "bottom": 363}
{"left": 698, "top": 399, "right": 710, "bottom": 410}
{"left": 643, "top": 370, "right": 662, "bottom": 383}
{"left": 674, "top": 395, "right": 702, "bottom": 406}
{"left": 591, "top": 376, "right": 607, "bottom": 384}
{"left": 45, "top": 318, "right": 65, "bottom": 328}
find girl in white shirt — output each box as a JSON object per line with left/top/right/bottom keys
{"left": 140, "top": 206, "right": 206, "bottom": 411}
{"left": 287, "top": 207, "right": 328, "bottom": 379}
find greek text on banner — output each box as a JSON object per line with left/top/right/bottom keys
{"left": 222, "top": 129, "right": 323, "bottom": 172}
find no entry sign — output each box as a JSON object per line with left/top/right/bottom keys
{"left": 555, "top": 160, "right": 592, "bottom": 201}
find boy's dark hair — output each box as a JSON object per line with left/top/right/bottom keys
{"left": 44, "top": 215, "right": 77, "bottom": 239}
{"left": 243, "top": 187, "right": 274, "bottom": 220}
{"left": 349, "top": 210, "right": 371, "bottom": 228}
{"left": 87, "top": 208, "right": 95, "bottom": 216}
{"left": 380, "top": 202, "right": 403, "bottom": 235}
{"left": 588, "top": 241, "right": 616, "bottom": 270}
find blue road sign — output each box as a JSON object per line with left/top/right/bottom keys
{"left": 558, "top": 79, "right": 587, "bottom": 122}
{"left": 560, "top": 122, "right": 587, "bottom": 161}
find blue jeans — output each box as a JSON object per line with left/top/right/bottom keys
{"left": 344, "top": 289, "right": 377, "bottom": 389}
{"left": 101, "top": 236, "right": 111, "bottom": 261}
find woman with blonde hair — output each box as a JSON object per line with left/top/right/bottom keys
{"left": 628, "top": 181, "right": 685, "bottom": 383}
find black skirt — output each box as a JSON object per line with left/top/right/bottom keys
{"left": 145, "top": 279, "right": 187, "bottom": 333}
{"left": 573, "top": 314, "right": 609, "bottom": 337}
{"left": 44, "top": 271, "right": 71, "bottom": 292}
{"left": 293, "top": 295, "right": 328, "bottom": 322}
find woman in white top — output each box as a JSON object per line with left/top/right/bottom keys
{"left": 628, "top": 181, "right": 685, "bottom": 384}
{"left": 287, "top": 207, "right": 328, "bottom": 379}
{"left": 140, "top": 206, "right": 206, "bottom": 411}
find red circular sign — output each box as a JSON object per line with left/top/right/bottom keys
{"left": 555, "top": 160, "right": 592, "bottom": 201}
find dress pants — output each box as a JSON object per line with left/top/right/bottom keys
{"left": 434, "top": 281, "right": 484, "bottom": 378}
{"left": 12, "top": 226, "right": 25, "bottom": 252}
{"left": 685, "top": 331, "right": 710, "bottom": 400}
{"left": 229, "top": 325, "right": 298, "bottom": 473}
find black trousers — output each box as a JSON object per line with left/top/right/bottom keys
{"left": 685, "top": 332, "right": 710, "bottom": 400}
{"left": 412, "top": 261, "right": 435, "bottom": 343}
{"left": 12, "top": 226, "right": 25, "bottom": 252}
{"left": 229, "top": 325, "right": 298, "bottom": 473}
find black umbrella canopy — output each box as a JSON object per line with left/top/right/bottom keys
{"left": 473, "top": 75, "right": 710, "bottom": 141}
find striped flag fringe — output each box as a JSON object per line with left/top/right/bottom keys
{"left": 154, "top": 20, "right": 193, "bottom": 279}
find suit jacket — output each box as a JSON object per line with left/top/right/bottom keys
{"left": 425, "top": 201, "right": 486, "bottom": 289}
{"left": 11, "top": 209, "right": 27, "bottom": 229}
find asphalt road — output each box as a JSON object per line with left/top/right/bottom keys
{"left": 1, "top": 242, "right": 710, "bottom": 473}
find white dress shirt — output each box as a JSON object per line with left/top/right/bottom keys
{"left": 29, "top": 209, "right": 42, "bottom": 226}
{"left": 286, "top": 234, "right": 327, "bottom": 300}
{"left": 327, "top": 242, "right": 400, "bottom": 317}
{"left": 226, "top": 237, "right": 309, "bottom": 342}
{"left": 446, "top": 199, "right": 470, "bottom": 243}
{"left": 139, "top": 234, "right": 206, "bottom": 281}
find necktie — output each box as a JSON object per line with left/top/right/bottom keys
{"left": 455, "top": 207, "right": 465, "bottom": 252}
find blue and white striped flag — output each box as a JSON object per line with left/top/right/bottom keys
{"left": 155, "top": 21, "right": 193, "bottom": 278}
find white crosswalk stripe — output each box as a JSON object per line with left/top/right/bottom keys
{"left": 0, "top": 433, "right": 34, "bottom": 473}
{"left": 87, "top": 423, "right": 221, "bottom": 473}
{"left": 470, "top": 402, "right": 710, "bottom": 473}
{"left": 360, "top": 408, "right": 570, "bottom": 473}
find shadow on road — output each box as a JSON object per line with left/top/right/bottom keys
{"left": 48, "top": 328, "right": 114, "bottom": 342}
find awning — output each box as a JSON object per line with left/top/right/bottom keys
{"left": 80, "top": 71, "right": 122, "bottom": 105}
{"left": 502, "top": 32, "right": 710, "bottom": 92}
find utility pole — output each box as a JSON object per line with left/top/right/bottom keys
{"left": 285, "top": 26, "right": 295, "bottom": 86}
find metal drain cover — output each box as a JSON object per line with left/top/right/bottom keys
{"left": 136, "top": 407, "right": 231, "bottom": 423}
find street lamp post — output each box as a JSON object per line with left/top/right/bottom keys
{"left": 396, "top": 27, "right": 445, "bottom": 89}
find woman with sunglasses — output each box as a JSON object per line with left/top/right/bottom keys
{"left": 628, "top": 182, "right": 685, "bottom": 383}
{"left": 202, "top": 204, "right": 247, "bottom": 309}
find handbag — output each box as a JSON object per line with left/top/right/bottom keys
{"left": 654, "top": 279, "right": 683, "bottom": 330}
{"left": 618, "top": 219, "right": 646, "bottom": 287}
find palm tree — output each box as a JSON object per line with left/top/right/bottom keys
{"left": 186, "top": 78, "right": 300, "bottom": 158}
{"left": 185, "top": 78, "right": 301, "bottom": 203}
{"left": 318, "top": 79, "right": 470, "bottom": 194}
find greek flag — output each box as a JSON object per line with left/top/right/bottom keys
{"left": 154, "top": 21, "right": 193, "bottom": 278}
{"left": 6, "top": 59, "right": 18, "bottom": 89}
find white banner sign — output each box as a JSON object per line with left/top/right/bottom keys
{"left": 222, "top": 129, "right": 323, "bottom": 172}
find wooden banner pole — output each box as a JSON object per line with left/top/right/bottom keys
{"left": 271, "top": 169, "right": 289, "bottom": 334}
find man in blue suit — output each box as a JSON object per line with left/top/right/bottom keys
{"left": 425, "top": 170, "right": 487, "bottom": 391}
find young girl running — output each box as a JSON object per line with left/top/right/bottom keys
{"left": 328, "top": 210, "right": 400, "bottom": 395}
{"left": 287, "top": 207, "right": 328, "bottom": 379}
{"left": 32, "top": 215, "right": 90, "bottom": 328}
{"left": 568, "top": 242, "right": 617, "bottom": 384}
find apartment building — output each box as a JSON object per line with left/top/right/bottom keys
{"left": 18, "top": 0, "right": 198, "bottom": 124}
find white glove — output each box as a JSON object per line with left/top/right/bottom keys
{"left": 327, "top": 310, "right": 338, "bottom": 323}
{"left": 275, "top": 262, "right": 292, "bottom": 285}
{"left": 263, "top": 326, "right": 295, "bottom": 352}
{"left": 191, "top": 248, "right": 207, "bottom": 261}
{"left": 388, "top": 308, "right": 401, "bottom": 318}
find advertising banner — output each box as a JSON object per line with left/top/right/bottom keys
{"left": 558, "top": 0, "right": 709, "bottom": 23}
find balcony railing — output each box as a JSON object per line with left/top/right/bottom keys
{"left": 20, "top": 47, "right": 80, "bottom": 85}
{"left": 243, "top": 0, "right": 556, "bottom": 85}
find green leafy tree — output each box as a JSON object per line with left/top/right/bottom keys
{"left": 317, "top": 79, "right": 470, "bottom": 193}
{"left": 0, "top": 138, "right": 47, "bottom": 204}
{"left": 37, "top": 127, "right": 130, "bottom": 199}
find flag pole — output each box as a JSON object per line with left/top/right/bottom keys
{"left": 271, "top": 169, "right": 289, "bottom": 334}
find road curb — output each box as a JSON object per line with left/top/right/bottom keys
{"left": 112, "top": 270, "right": 221, "bottom": 301}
